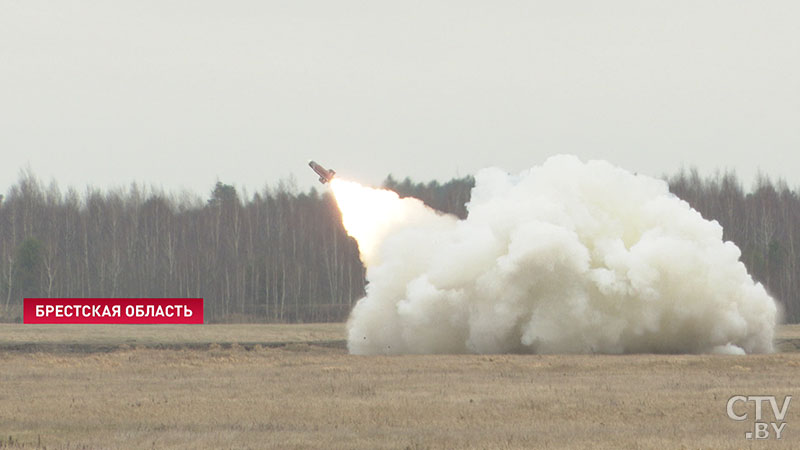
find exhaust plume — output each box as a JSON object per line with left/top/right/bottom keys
{"left": 332, "top": 155, "right": 778, "bottom": 355}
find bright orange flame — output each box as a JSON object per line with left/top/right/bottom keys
{"left": 330, "top": 178, "right": 412, "bottom": 265}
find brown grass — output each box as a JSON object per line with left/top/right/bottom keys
{"left": 0, "top": 324, "right": 798, "bottom": 449}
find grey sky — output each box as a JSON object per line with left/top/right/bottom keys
{"left": 2, "top": 1, "right": 799, "bottom": 196}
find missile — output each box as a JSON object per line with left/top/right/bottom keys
{"left": 308, "top": 160, "right": 336, "bottom": 184}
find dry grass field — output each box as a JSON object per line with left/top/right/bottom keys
{"left": 1, "top": 324, "right": 799, "bottom": 449}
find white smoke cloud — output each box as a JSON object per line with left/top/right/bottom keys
{"left": 336, "top": 155, "right": 778, "bottom": 355}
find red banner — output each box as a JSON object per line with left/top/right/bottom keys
{"left": 23, "top": 298, "right": 203, "bottom": 324}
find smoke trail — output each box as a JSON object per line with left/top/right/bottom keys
{"left": 332, "top": 155, "right": 778, "bottom": 355}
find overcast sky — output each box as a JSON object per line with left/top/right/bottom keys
{"left": 2, "top": 1, "right": 799, "bottom": 197}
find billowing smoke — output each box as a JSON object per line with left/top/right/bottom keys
{"left": 332, "top": 155, "right": 778, "bottom": 355}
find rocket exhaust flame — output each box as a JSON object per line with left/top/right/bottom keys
{"left": 328, "top": 155, "right": 778, "bottom": 355}
{"left": 329, "top": 179, "right": 404, "bottom": 265}
{"left": 329, "top": 178, "right": 451, "bottom": 266}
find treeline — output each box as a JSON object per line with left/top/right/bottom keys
{"left": 0, "top": 173, "right": 366, "bottom": 323}
{"left": 0, "top": 169, "right": 798, "bottom": 323}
